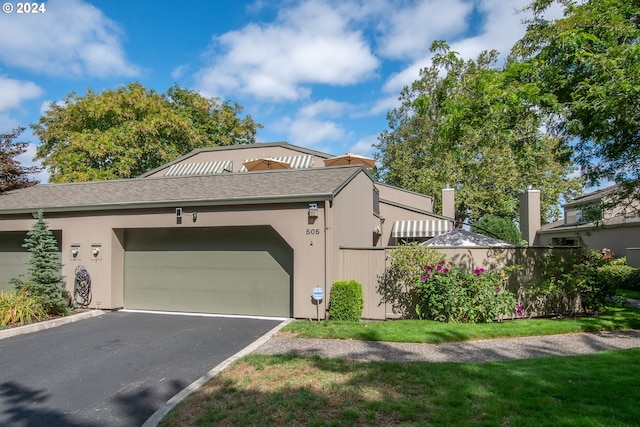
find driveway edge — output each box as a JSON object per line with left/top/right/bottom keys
{"left": 0, "top": 309, "right": 105, "bottom": 341}
{"left": 142, "top": 317, "right": 294, "bottom": 427}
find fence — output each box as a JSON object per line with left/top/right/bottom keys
{"left": 338, "top": 246, "right": 583, "bottom": 320}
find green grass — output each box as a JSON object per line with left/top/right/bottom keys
{"left": 159, "top": 306, "right": 640, "bottom": 426}
{"left": 618, "top": 288, "right": 640, "bottom": 300}
{"left": 161, "top": 349, "right": 640, "bottom": 427}
{"left": 281, "top": 305, "right": 640, "bottom": 344}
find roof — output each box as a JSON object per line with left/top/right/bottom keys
{"left": 139, "top": 142, "right": 335, "bottom": 177}
{"left": 538, "top": 214, "right": 640, "bottom": 233}
{"left": 0, "top": 165, "right": 365, "bottom": 214}
{"left": 422, "top": 228, "right": 514, "bottom": 247}
{"left": 563, "top": 184, "right": 619, "bottom": 208}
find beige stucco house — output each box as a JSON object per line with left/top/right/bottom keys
{"left": 537, "top": 184, "right": 640, "bottom": 263}
{"left": 0, "top": 142, "right": 453, "bottom": 319}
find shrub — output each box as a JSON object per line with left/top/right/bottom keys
{"left": 528, "top": 249, "right": 620, "bottom": 316}
{"left": 377, "top": 243, "right": 445, "bottom": 318}
{"left": 329, "top": 280, "right": 364, "bottom": 321}
{"left": 598, "top": 264, "right": 636, "bottom": 290}
{"left": 623, "top": 268, "right": 640, "bottom": 290}
{"left": 415, "top": 260, "right": 516, "bottom": 323}
{"left": 471, "top": 214, "right": 522, "bottom": 245}
{"left": 0, "top": 288, "right": 47, "bottom": 327}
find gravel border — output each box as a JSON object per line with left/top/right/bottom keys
{"left": 252, "top": 329, "right": 640, "bottom": 363}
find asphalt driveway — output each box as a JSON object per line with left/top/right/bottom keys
{"left": 0, "top": 311, "right": 282, "bottom": 426}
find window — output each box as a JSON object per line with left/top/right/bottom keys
{"left": 565, "top": 203, "right": 602, "bottom": 225}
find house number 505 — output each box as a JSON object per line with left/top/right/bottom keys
{"left": 306, "top": 229, "right": 320, "bottom": 235}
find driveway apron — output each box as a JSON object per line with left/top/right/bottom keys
{"left": 0, "top": 311, "right": 281, "bottom": 427}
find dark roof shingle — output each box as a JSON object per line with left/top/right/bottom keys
{"left": 0, "top": 166, "right": 363, "bottom": 214}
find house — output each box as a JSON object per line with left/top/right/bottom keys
{"left": 0, "top": 142, "right": 453, "bottom": 319}
{"left": 537, "top": 184, "right": 640, "bottom": 261}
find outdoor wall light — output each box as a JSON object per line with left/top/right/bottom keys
{"left": 308, "top": 203, "right": 318, "bottom": 218}
{"left": 71, "top": 246, "right": 79, "bottom": 258}
{"left": 192, "top": 211, "right": 198, "bottom": 222}
{"left": 92, "top": 247, "right": 100, "bottom": 257}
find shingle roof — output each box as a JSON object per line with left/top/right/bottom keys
{"left": 0, "top": 166, "right": 364, "bottom": 214}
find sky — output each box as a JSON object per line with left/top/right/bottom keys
{"left": 0, "top": 0, "right": 562, "bottom": 183}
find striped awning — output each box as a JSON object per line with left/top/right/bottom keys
{"left": 391, "top": 220, "right": 452, "bottom": 238}
{"left": 165, "top": 160, "right": 233, "bottom": 176}
{"left": 239, "top": 155, "right": 315, "bottom": 171}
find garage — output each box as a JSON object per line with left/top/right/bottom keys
{"left": 0, "top": 231, "right": 61, "bottom": 293}
{"left": 123, "top": 226, "right": 293, "bottom": 317}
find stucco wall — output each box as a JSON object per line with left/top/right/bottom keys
{"left": 0, "top": 202, "right": 332, "bottom": 318}
{"left": 538, "top": 222, "right": 640, "bottom": 258}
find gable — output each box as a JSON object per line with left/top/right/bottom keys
{"left": 143, "top": 142, "right": 333, "bottom": 177}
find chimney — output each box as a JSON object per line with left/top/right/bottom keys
{"left": 442, "top": 188, "right": 455, "bottom": 221}
{"left": 520, "top": 188, "right": 541, "bottom": 245}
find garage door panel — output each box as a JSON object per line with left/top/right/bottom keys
{"left": 0, "top": 231, "right": 61, "bottom": 293}
{"left": 123, "top": 227, "right": 293, "bottom": 317}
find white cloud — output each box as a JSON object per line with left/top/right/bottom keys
{"left": 298, "top": 99, "right": 351, "bottom": 119}
{"left": 375, "top": 0, "right": 554, "bottom": 108}
{"left": 0, "top": 77, "right": 43, "bottom": 112}
{"left": 350, "top": 134, "right": 378, "bottom": 156}
{"left": 0, "top": 0, "right": 139, "bottom": 77}
{"left": 195, "top": 0, "right": 379, "bottom": 101}
{"left": 272, "top": 98, "right": 354, "bottom": 147}
{"left": 375, "top": 0, "right": 473, "bottom": 60}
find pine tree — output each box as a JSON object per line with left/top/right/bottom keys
{"left": 13, "top": 211, "right": 68, "bottom": 314}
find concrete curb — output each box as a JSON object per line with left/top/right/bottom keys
{"left": 0, "top": 309, "right": 105, "bottom": 341}
{"left": 142, "top": 317, "right": 295, "bottom": 427}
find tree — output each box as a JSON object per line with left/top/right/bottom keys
{"left": 510, "top": 0, "right": 640, "bottom": 202}
{"left": 32, "top": 82, "right": 262, "bottom": 183}
{"left": 471, "top": 214, "right": 523, "bottom": 245}
{"left": 375, "top": 41, "right": 582, "bottom": 223}
{"left": 11, "top": 211, "right": 68, "bottom": 315}
{"left": 0, "top": 127, "right": 41, "bottom": 193}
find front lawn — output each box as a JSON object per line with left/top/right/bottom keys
{"left": 281, "top": 305, "right": 640, "bottom": 344}
{"left": 160, "top": 349, "right": 640, "bottom": 427}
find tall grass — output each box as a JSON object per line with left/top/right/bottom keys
{"left": 0, "top": 289, "right": 47, "bottom": 327}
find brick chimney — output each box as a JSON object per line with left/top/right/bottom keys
{"left": 442, "top": 187, "right": 455, "bottom": 221}
{"left": 519, "top": 188, "right": 541, "bottom": 245}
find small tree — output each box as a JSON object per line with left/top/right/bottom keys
{"left": 471, "top": 214, "right": 522, "bottom": 245}
{"left": 0, "top": 127, "right": 41, "bottom": 193}
{"left": 11, "top": 211, "right": 68, "bottom": 315}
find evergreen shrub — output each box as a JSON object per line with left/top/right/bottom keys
{"left": 328, "top": 280, "right": 364, "bottom": 321}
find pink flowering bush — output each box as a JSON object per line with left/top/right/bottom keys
{"left": 415, "top": 260, "right": 516, "bottom": 323}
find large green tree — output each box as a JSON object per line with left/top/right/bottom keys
{"left": 32, "top": 82, "right": 262, "bottom": 182}
{"left": 375, "top": 41, "right": 582, "bottom": 223}
{"left": 0, "top": 127, "right": 41, "bottom": 193}
{"left": 510, "top": 0, "right": 640, "bottom": 202}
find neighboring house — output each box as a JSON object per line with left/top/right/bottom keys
{"left": 537, "top": 184, "right": 640, "bottom": 259}
{"left": 0, "top": 142, "right": 453, "bottom": 319}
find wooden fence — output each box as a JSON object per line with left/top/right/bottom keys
{"left": 338, "top": 246, "right": 583, "bottom": 320}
